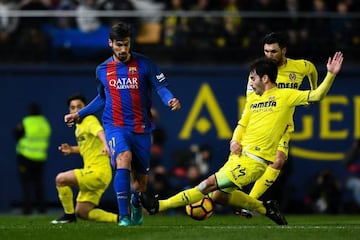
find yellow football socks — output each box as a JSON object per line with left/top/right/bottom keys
{"left": 88, "top": 208, "right": 118, "bottom": 222}
{"left": 228, "top": 190, "right": 266, "bottom": 214}
{"left": 159, "top": 187, "right": 205, "bottom": 212}
{"left": 249, "top": 166, "right": 280, "bottom": 199}
{"left": 57, "top": 186, "right": 74, "bottom": 214}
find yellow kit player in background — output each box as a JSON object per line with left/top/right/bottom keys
{"left": 140, "top": 52, "right": 343, "bottom": 225}
{"left": 51, "top": 94, "right": 117, "bottom": 224}
{"left": 240, "top": 32, "right": 319, "bottom": 218}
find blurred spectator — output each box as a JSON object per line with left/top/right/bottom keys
{"left": 171, "top": 147, "right": 192, "bottom": 180}
{"left": 129, "top": 0, "right": 165, "bottom": 44}
{"left": 54, "top": 0, "right": 78, "bottom": 29}
{"left": 14, "top": 102, "right": 52, "bottom": 215}
{"left": 331, "top": 1, "right": 353, "bottom": 49}
{"left": 150, "top": 108, "right": 167, "bottom": 168}
{"left": 0, "top": 0, "right": 19, "bottom": 59}
{"left": 171, "top": 143, "right": 213, "bottom": 191}
{"left": 189, "top": 144, "right": 213, "bottom": 177}
{"left": 184, "top": 164, "right": 202, "bottom": 189}
{"left": 344, "top": 0, "right": 360, "bottom": 49}
{"left": 306, "top": 168, "right": 342, "bottom": 214}
{"left": 307, "top": 0, "right": 334, "bottom": 61}
{"left": 284, "top": 0, "right": 302, "bottom": 32}
{"left": 97, "top": 0, "right": 137, "bottom": 27}
{"left": 344, "top": 0, "right": 360, "bottom": 12}
{"left": 187, "top": 0, "right": 222, "bottom": 49}
{"left": 147, "top": 165, "right": 173, "bottom": 199}
{"left": 0, "top": 0, "right": 19, "bottom": 37}
{"left": 75, "top": 0, "right": 101, "bottom": 32}
{"left": 245, "top": 0, "right": 282, "bottom": 50}
{"left": 17, "top": 0, "right": 52, "bottom": 29}
{"left": 344, "top": 139, "right": 360, "bottom": 210}
{"left": 221, "top": 0, "right": 243, "bottom": 47}
{"left": 286, "top": 0, "right": 299, "bottom": 14}
{"left": 15, "top": 0, "right": 52, "bottom": 62}
{"left": 162, "top": 0, "right": 189, "bottom": 48}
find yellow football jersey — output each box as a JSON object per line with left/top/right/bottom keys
{"left": 247, "top": 58, "right": 318, "bottom": 94}
{"left": 276, "top": 58, "right": 318, "bottom": 90}
{"left": 246, "top": 58, "right": 318, "bottom": 139}
{"left": 75, "top": 115, "right": 111, "bottom": 171}
{"left": 239, "top": 87, "right": 310, "bottom": 162}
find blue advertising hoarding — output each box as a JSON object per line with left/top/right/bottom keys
{"left": 0, "top": 65, "right": 358, "bottom": 212}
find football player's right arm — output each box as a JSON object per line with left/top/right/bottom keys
{"left": 64, "top": 84, "right": 105, "bottom": 126}
{"left": 230, "top": 101, "right": 250, "bottom": 154}
{"left": 230, "top": 124, "right": 245, "bottom": 155}
{"left": 97, "top": 130, "right": 110, "bottom": 156}
{"left": 58, "top": 143, "right": 79, "bottom": 155}
{"left": 78, "top": 84, "right": 105, "bottom": 119}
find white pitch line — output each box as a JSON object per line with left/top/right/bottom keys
{"left": 137, "top": 225, "right": 360, "bottom": 229}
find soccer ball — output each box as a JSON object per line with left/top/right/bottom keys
{"left": 185, "top": 196, "right": 214, "bottom": 221}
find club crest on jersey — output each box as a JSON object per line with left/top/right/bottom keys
{"left": 128, "top": 67, "right": 137, "bottom": 74}
{"left": 269, "top": 96, "right": 276, "bottom": 102}
{"left": 289, "top": 72, "right": 296, "bottom": 81}
{"left": 277, "top": 73, "right": 298, "bottom": 88}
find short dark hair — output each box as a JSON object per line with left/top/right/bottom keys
{"left": 67, "top": 93, "right": 87, "bottom": 107}
{"left": 262, "top": 32, "right": 287, "bottom": 49}
{"left": 109, "top": 22, "right": 132, "bottom": 41}
{"left": 250, "top": 57, "right": 278, "bottom": 84}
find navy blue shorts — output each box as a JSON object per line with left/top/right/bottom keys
{"left": 105, "top": 126, "right": 151, "bottom": 175}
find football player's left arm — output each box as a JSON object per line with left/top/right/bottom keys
{"left": 157, "top": 86, "right": 181, "bottom": 111}
{"left": 149, "top": 61, "right": 180, "bottom": 111}
{"left": 308, "top": 52, "right": 343, "bottom": 102}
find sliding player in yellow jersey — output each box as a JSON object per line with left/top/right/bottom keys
{"left": 140, "top": 52, "right": 343, "bottom": 225}
{"left": 51, "top": 94, "right": 117, "bottom": 224}
{"left": 239, "top": 32, "right": 319, "bottom": 218}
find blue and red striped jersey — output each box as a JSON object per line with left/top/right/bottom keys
{"left": 79, "top": 52, "right": 174, "bottom": 133}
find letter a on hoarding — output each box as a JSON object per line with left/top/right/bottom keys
{"left": 179, "top": 83, "right": 232, "bottom": 139}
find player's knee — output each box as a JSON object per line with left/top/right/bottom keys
{"left": 134, "top": 183, "right": 146, "bottom": 192}
{"left": 198, "top": 175, "right": 217, "bottom": 194}
{"left": 198, "top": 180, "right": 208, "bottom": 193}
{"left": 116, "top": 151, "right": 132, "bottom": 168}
{"left": 132, "top": 177, "right": 147, "bottom": 192}
{"left": 75, "top": 208, "right": 89, "bottom": 220}
{"left": 55, "top": 173, "right": 66, "bottom": 186}
{"left": 212, "top": 191, "right": 229, "bottom": 205}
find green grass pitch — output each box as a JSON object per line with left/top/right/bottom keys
{"left": 0, "top": 214, "right": 360, "bottom": 240}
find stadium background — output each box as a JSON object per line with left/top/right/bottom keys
{"left": 0, "top": 0, "right": 359, "bottom": 214}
